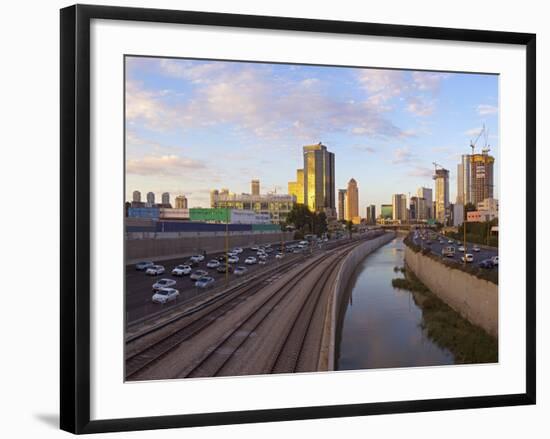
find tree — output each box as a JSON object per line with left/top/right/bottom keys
{"left": 464, "top": 202, "right": 476, "bottom": 213}
{"left": 286, "top": 204, "right": 314, "bottom": 232}
{"left": 346, "top": 220, "right": 353, "bottom": 238}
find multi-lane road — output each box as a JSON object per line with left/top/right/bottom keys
{"left": 411, "top": 230, "right": 498, "bottom": 268}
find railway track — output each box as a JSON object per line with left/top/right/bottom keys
{"left": 126, "top": 233, "right": 383, "bottom": 380}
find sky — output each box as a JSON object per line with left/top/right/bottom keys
{"left": 125, "top": 56, "right": 499, "bottom": 215}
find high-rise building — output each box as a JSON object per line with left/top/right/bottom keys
{"left": 409, "top": 196, "right": 418, "bottom": 220}
{"left": 175, "top": 195, "right": 188, "bottom": 209}
{"left": 346, "top": 179, "right": 359, "bottom": 223}
{"left": 433, "top": 168, "right": 450, "bottom": 223}
{"left": 162, "top": 192, "right": 170, "bottom": 205}
{"left": 366, "top": 205, "right": 376, "bottom": 224}
{"left": 338, "top": 189, "right": 347, "bottom": 221}
{"left": 288, "top": 169, "right": 304, "bottom": 205}
{"left": 381, "top": 204, "right": 393, "bottom": 219}
{"left": 132, "top": 190, "right": 141, "bottom": 202}
{"left": 251, "top": 179, "right": 260, "bottom": 196}
{"left": 470, "top": 151, "right": 495, "bottom": 205}
{"left": 303, "top": 143, "right": 335, "bottom": 216}
{"left": 392, "top": 194, "right": 407, "bottom": 221}
{"left": 146, "top": 192, "right": 155, "bottom": 207}
{"left": 417, "top": 187, "right": 433, "bottom": 219}
{"left": 456, "top": 155, "right": 471, "bottom": 205}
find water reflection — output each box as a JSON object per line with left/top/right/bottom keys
{"left": 336, "top": 237, "right": 454, "bottom": 370}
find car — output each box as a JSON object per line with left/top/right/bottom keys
{"left": 299, "top": 241, "right": 308, "bottom": 246}
{"left": 216, "top": 264, "right": 233, "bottom": 274}
{"left": 152, "top": 278, "right": 177, "bottom": 290}
{"left": 172, "top": 264, "right": 192, "bottom": 276}
{"left": 461, "top": 254, "right": 474, "bottom": 263}
{"left": 257, "top": 250, "right": 266, "bottom": 257}
{"left": 216, "top": 255, "right": 227, "bottom": 262}
{"left": 473, "top": 245, "right": 481, "bottom": 252}
{"left": 447, "top": 239, "right": 454, "bottom": 244}
{"left": 135, "top": 261, "right": 154, "bottom": 271}
{"left": 146, "top": 265, "right": 165, "bottom": 275}
{"left": 491, "top": 256, "right": 499, "bottom": 266}
{"left": 227, "top": 256, "right": 239, "bottom": 264}
{"left": 479, "top": 259, "right": 495, "bottom": 269}
{"left": 259, "top": 259, "right": 267, "bottom": 265}
{"left": 190, "top": 269, "right": 209, "bottom": 280}
{"left": 265, "top": 247, "right": 274, "bottom": 253}
{"left": 232, "top": 247, "right": 243, "bottom": 254}
{"left": 206, "top": 260, "right": 220, "bottom": 268}
{"left": 275, "top": 252, "right": 284, "bottom": 259}
{"left": 234, "top": 266, "right": 248, "bottom": 276}
{"left": 227, "top": 251, "right": 238, "bottom": 257}
{"left": 259, "top": 253, "right": 267, "bottom": 261}
{"left": 245, "top": 256, "right": 257, "bottom": 265}
{"left": 458, "top": 246, "right": 465, "bottom": 252}
{"left": 251, "top": 246, "right": 259, "bottom": 251}
{"left": 152, "top": 287, "right": 179, "bottom": 304}
{"left": 442, "top": 247, "right": 455, "bottom": 258}
{"left": 195, "top": 276, "right": 215, "bottom": 288}
{"left": 190, "top": 254, "right": 205, "bottom": 263}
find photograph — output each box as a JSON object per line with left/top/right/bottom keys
{"left": 124, "top": 55, "right": 499, "bottom": 381}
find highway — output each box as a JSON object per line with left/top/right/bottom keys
{"left": 411, "top": 229, "right": 498, "bottom": 268}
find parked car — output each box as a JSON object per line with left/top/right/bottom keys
{"left": 227, "top": 251, "right": 238, "bottom": 258}
{"left": 172, "top": 264, "right": 192, "bottom": 276}
{"left": 460, "top": 254, "right": 474, "bottom": 263}
{"left": 244, "top": 256, "right": 257, "bottom": 265}
{"left": 206, "top": 260, "right": 220, "bottom": 268}
{"left": 135, "top": 261, "right": 154, "bottom": 271}
{"left": 472, "top": 245, "right": 481, "bottom": 252}
{"left": 152, "top": 288, "right": 179, "bottom": 304}
{"left": 190, "top": 269, "right": 209, "bottom": 280}
{"left": 491, "top": 256, "right": 499, "bottom": 266}
{"left": 275, "top": 252, "right": 284, "bottom": 259}
{"left": 195, "top": 276, "right": 215, "bottom": 288}
{"left": 479, "top": 259, "right": 495, "bottom": 269}
{"left": 146, "top": 265, "right": 165, "bottom": 275}
{"left": 232, "top": 247, "right": 243, "bottom": 254}
{"left": 190, "top": 255, "right": 205, "bottom": 263}
{"left": 216, "top": 264, "right": 233, "bottom": 274}
{"left": 227, "top": 256, "right": 239, "bottom": 264}
{"left": 259, "top": 259, "right": 267, "bottom": 265}
{"left": 152, "top": 278, "right": 177, "bottom": 290}
{"left": 259, "top": 253, "right": 267, "bottom": 261}
{"left": 234, "top": 266, "right": 248, "bottom": 276}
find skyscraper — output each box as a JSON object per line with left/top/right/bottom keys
{"left": 146, "top": 192, "right": 155, "bottom": 207}
{"left": 346, "top": 178, "right": 359, "bottom": 224}
{"left": 162, "top": 192, "right": 170, "bottom": 205}
{"left": 303, "top": 143, "right": 335, "bottom": 216}
{"left": 251, "top": 179, "right": 260, "bottom": 196}
{"left": 433, "top": 168, "right": 449, "bottom": 223}
{"left": 288, "top": 169, "right": 304, "bottom": 204}
{"left": 456, "top": 155, "right": 471, "bottom": 205}
{"left": 392, "top": 194, "right": 407, "bottom": 221}
{"left": 132, "top": 190, "right": 141, "bottom": 202}
{"left": 175, "top": 195, "right": 188, "bottom": 209}
{"left": 338, "top": 189, "right": 347, "bottom": 221}
{"left": 366, "top": 205, "right": 376, "bottom": 224}
{"left": 470, "top": 151, "right": 495, "bottom": 205}
{"left": 417, "top": 187, "right": 433, "bottom": 219}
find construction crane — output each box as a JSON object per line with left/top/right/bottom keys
{"left": 470, "top": 123, "right": 487, "bottom": 155}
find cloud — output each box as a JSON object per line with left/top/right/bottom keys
{"left": 353, "top": 145, "right": 376, "bottom": 153}
{"left": 477, "top": 104, "right": 498, "bottom": 115}
{"left": 406, "top": 96, "right": 435, "bottom": 116}
{"left": 392, "top": 147, "right": 415, "bottom": 164}
{"left": 464, "top": 127, "right": 483, "bottom": 137}
{"left": 126, "top": 154, "right": 206, "bottom": 176}
{"left": 408, "top": 166, "right": 434, "bottom": 178}
{"left": 411, "top": 71, "right": 449, "bottom": 92}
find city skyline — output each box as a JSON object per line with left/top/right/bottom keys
{"left": 126, "top": 56, "right": 499, "bottom": 213}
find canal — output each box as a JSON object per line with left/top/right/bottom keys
{"left": 336, "top": 236, "right": 455, "bottom": 370}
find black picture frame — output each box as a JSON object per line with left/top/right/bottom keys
{"left": 60, "top": 4, "right": 536, "bottom": 434}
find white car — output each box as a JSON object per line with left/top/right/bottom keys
{"left": 258, "top": 253, "right": 267, "bottom": 261}
{"left": 251, "top": 246, "right": 259, "bottom": 251}
{"left": 447, "top": 239, "right": 454, "bottom": 244}
{"left": 234, "top": 266, "right": 248, "bottom": 276}
{"left": 461, "top": 254, "right": 474, "bottom": 263}
{"left": 152, "top": 288, "right": 179, "bottom": 304}
{"left": 473, "top": 246, "right": 481, "bottom": 252}
{"left": 146, "top": 265, "right": 165, "bottom": 276}
{"left": 258, "top": 259, "right": 267, "bottom": 265}
{"left": 227, "top": 251, "right": 238, "bottom": 257}
{"left": 257, "top": 250, "right": 266, "bottom": 257}
{"left": 190, "top": 255, "right": 205, "bottom": 263}
{"left": 232, "top": 247, "right": 243, "bottom": 254}
{"left": 491, "top": 256, "right": 499, "bottom": 266}
{"left": 244, "top": 256, "right": 257, "bottom": 265}
{"left": 152, "top": 278, "right": 177, "bottom": 290}
{"left": 206, "top": 260, "right": 220, "bottom": 268}
{"left": 227, "top": 256, "right": 239, "bottom": 264}
{"left": 190, "top": 269, "right": 209, "bottom": 280}
{"left": 458, "top": 246, "right": 465, "bottom": 252}
{"left": 275, "top": 252, "right": 284, "bottom": 259}
{"left": 172, "top": 264, "right": 192, "bottom": 276}
{"left": 135, "top": 261, "right": 154, "bottom": 271}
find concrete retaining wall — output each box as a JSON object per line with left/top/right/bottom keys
{"left": 126, "top": 231, "right": 294, "bottom": 264}
{"left": 404, "top": 246, "right": 498, "bottom": 337}
{"left": 321, "top": 232, "right": 396, "bottom": 371}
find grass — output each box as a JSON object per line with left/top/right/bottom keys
{"left": 392, "top": 270, "right": 498, "bottom": 364}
